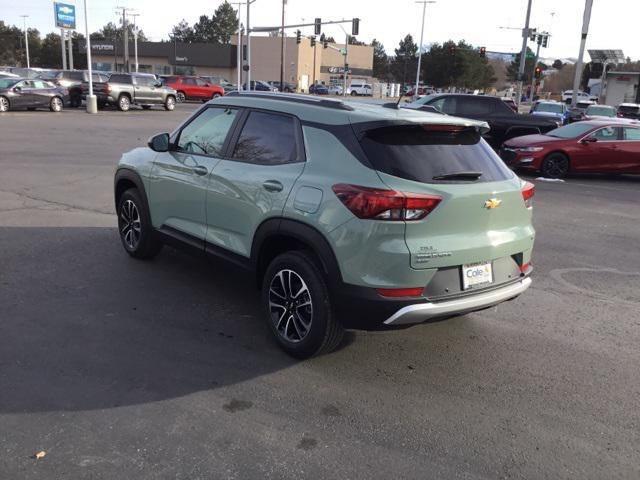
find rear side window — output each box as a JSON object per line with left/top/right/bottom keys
{"left": 359, "top": 125, "right": 513, "bottom": 184}
{"left": 456, "top": 97, "right": 494, "bottom": 116}
{"left": 232, "top": 111, "right": 300, "bottom": 165}
{"left": 108, "top": 74, "right": 131, "bottom": 84}
{"left": 624, "top": 127, "right": 640, "bottom": 140}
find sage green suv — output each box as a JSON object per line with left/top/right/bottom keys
{"left": 114, "top": 93, "right": 535, "bottom": 358}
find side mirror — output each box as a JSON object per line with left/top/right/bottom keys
{"left": 154, "top": 81, "right": 162, "bottom": 87}
{"left": 13, "top": 86, "right": 21, "bottom": 93}
{"left": 581, "top": 136, "right": 597, "bottom": 144}
{"left": 148, "top": 133, "right": 170, "bottom": 152}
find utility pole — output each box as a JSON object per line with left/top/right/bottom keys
{"left": 61, "top": 29, "right": 67, "bottom": 70}
{"left": 131, "top": 13, "right": 139, "bottom": 72}
{"left": 233, "top": 2, "right": 243, "bottom": 91}
{"left": 414, "top": 1, "right": 435, "bottom": 99}
{"left": 343, "top": 34, "right": 348, "bottom": 97}
{"left": 116, "top": 7, "right": 132, "bottom": 72}
{"left": 279, "top": 0, "right": 286, "bottom": 91}
{"left": 20, "top": 15, "right": 30, "bottom": 68}
{"left": 571, "top": 0, "right": 594, "bottom": 107}
{"left": 516, "top": 0, "right": 533, "bottom": 106}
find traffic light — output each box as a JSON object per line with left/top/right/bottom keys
{"left": 314, "top": 18, "right": 321, "bottom": 35}
{"left": 323, "top": 38, "right": 328, "bottom": 49}
{"left": 529, "top": 27, "right": 537, "bottom": 41}
{"left": 534, "top": 66, "right": 542, "bottom": 79}
{"left": 479, "top": 46, "right": 486, "bottom": 58}
{"left": 352, "top": 18, "right": 360, "bottom": 36}
{"left": 310, "top": 36, "right": 316, "bottom": 47}
{"left": 542, "top": 35, "right": 549, "bottom": 48}
{"left": 295, "top": 30, "right": 301, "bottom": 44}
{"left": 449, "top": 44, "right": 456, "bottom": 55}
{"left": 537, "top": 35, "right": 542, "bottom": 45}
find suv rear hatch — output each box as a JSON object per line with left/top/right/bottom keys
{"left": 355, "top": 123, "right": 534, "bottom": 295}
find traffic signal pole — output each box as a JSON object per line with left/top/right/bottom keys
{"left": 571, "top": 0, "right": 593, "bottom": 107}
{"left": 529, "top": 38, "right": 542, "bottom": 101}
{"left": 516, "top": 0, "right": 533, "bottom": 106}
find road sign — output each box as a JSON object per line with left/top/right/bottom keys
{"left": 54, "top": 2, "right": 76, "bottom": 30}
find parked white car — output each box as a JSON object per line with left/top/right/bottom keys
{"left": 347, "top": 82, "right": 372, "bottom": 96}
{"left": 327, "top": 84, "right": 343, "bottom": 95}
{"left": 561, "top": 90, "right": 598, "bottom": 103}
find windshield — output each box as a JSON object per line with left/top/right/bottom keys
{"left": 586, "top": 106, "right": 615, "bottom": 117}
{"left": 408, "top": 94, "right": 437, "bottom": 105}
{"left": 535, "top": 103, "right": 563, "bottom": 114}
{"left": 546, "top": 123, "right": 595, "bottom": 138}
{"left": 0, "top": 78, "right": 19, "bottom": 89}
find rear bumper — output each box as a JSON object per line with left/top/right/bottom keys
{"left": 383, "top": 277, "right": 531, "bottom": 325}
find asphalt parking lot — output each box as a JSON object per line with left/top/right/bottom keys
{"left": 1, "top": 103, "right": 639, "bottom": 480}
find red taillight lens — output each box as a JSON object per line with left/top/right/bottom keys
{"left": 377, "top": 287, "right": 425, "bottom": 298}
{"left": 521, "top": 181, "right": 535, "bottom": 208}
{"left": 519, "top": 261, "right": 532, "bottom": 274}
{"left": 332, "top": 184, "right": 441, "bottom": 221}
{"left": 105, "top": 83, "right": 112, "bottom": 93}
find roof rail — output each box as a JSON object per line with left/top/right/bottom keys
{"left": 225, "top": 91, "right": 354, "bottom": 111}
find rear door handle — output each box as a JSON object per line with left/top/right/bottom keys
{"left": 193, "top": 165, "right": 208, "bottom": 176}
{"left": 263, "top": 180, "right": 283, "bottom": 192}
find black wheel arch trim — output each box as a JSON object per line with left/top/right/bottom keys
{"left": 114, "top": 168, "right": 149, "bottom": 213}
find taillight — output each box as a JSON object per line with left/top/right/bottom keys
{"left": 377, "top": 287, "right": 425, "bottom": 298}
{"left": 521, "top": 181, "right": 535, "bottom": 208}
{"left": 519, "top": 262, "right": 532, "bottom": 274}
{"left": 105, "top": 83, "right": 112, "bottom": 93}
{"left": 332, "top": 184, "right": 441, "bottom": 221}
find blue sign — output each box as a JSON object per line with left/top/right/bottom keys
{"left": 54, "top": 2, "right": 76, "bottom": 30}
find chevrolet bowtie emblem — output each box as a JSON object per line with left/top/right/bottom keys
{"left": 484, "top": 198, "right": 502, "bottom": 209}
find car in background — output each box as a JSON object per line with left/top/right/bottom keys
{"left": 163, "top": 76, "right": 224, "bottom": 102}
{"left": 243, "top": 80, "right": 277, "bottom": 92}
{"left": 406, "top": 86, "right": 435, "bottom": 97}
{"left": 584, "top": 104, "right": 617, "bottom": 120}
{"left": 53, "top": 70, "right": 111, "bottom": 107}
{"left": 502, "top": 97, "right": 518, "bottom": 112}
{"left": 327, "top": 84, "right": 343, "bottom": 95}
{"left": 617, "top": 103, "right": 640, "bottom": 119}
{"left": 575, "top": 100, "right": 597, "bottom": 112}
{"left": 405, "top": 93, "right": 558, "bottom": 149}
{"left": 309, "top": 83, "right": 329, "bottom": 95}
{"left": 200, "top": 76, "right": 236, "bottom": 94}
{"left": 114, "top": 92, "right": 534, "bottom": 358}
{"left": 268, "top": 81, "right": 296, "bottom": 93}
{"left": 529, "top": 100, "right": 570, "bottom": 125}
{"left": 500, "top": 121, "right": 640, "bottom": 178}
{"left": 8, "top": 67, "right": 52, "bottom": 79}
{"left": 84, "top": 73, "right": 177, "bottom": 111}
{"left": 347, "top": 81, "right": 372, "bottom": 96}
{"left": 0, "top": 78, "right": 68, "bottom": 112}
{"left": 561, "top": 90, "right": 597, "bottom": 104}
{"left": 0, "top": 71, "right": 19, "bottom": 79}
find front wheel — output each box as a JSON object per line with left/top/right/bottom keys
{"left": 49, "top": 96, "right": 63, "bottom": 112}
{"left": 541, "top": 152, "right": 570, "bottom": 179}
{"left": 176, "top": 91, "right": 186, "bottom": 103}
{"left": 164, "top": 96, "right": 176, "bottom": 111}
{"left": 117, "top": 188, "right": 163, "bottom": 259}
{"left": 262, "top": 251, "right": 344, "bottom": 359}
{"left": 0, "top": 96, "right": 9, "bottom": 112}
{"left": 117, "top": 95, "right": 131, "bottom": 112}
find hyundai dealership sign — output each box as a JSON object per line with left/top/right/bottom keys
{"left": 54, "top": 2, "right": 76, "bottom": 29}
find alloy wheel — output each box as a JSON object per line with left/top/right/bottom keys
{"left": 177, "top": 92, "right": 186, "bottom": 103}
{"left": 268, "top": 269, "right": 313, "bottom": 343}
{"left": 51, "top": 97, "right": 62, "bottom": 112}
{"left": 543, "top": 155, "right": 568, "bottom": 178}
{"left": 165, "top": 97, "right": 176, "bottom": 110}
{"left": 119, "top": 199, "right": 141, "bottom": 250}
{"left": 0, "top": 97, "right": 8, "bottom": 112}
{"left": 119, "top": 96, "right": 130, "bottom": 111}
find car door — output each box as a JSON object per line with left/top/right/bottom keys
{"left": 181, "top": 78, "right": 198, "bottom": 99}
{"left": 31, "top": 80, "right": 54, "bottom": 108}
{"left": 205, "top": 109, "right": 306, "bottom": 258}
{"left": 619, "top": 127, "right": 640, "bottom": 172}
{"left": 195, "top": 77, "right": 211, "bottom": 99}
{"left": 148, "top": 106, "right": 241, "bottom": 246}
{"left": 132, "top": 76, "right": 152, "bottom": 103}
{"left": 574, "top": 126, "right": 622, "bottom": 172}
{"left": 13, "top": 80, "right": 36, "bottom": 108}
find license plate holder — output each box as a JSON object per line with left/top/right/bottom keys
{"left": 462, "top": 261, "right": 493, "bottom": 290}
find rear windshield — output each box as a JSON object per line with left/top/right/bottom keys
{"left": 535, "top": 103, "right": 563, "bottom": 114}
{"left": 546, "top": 123, "right": 595, "bottom": 138}
{"left": 619, "top": 105, "right": 639, "bottom": 113}
{"left": 586, "top": 106, "right": 615, "bottom": 116}
{"left": 359, "top": 125, "right": 514, "bottom": 184}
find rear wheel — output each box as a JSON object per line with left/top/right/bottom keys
{"left": 176, "top": 91, "right": 186, "bottom": 103}
{"left": 117, "top": 188, "right": 163, "bottom": 259}
{"left": 350, "top": 91, "right": 358, "bottom": 96}
{"left": 49, "top": 96, "right": 63, "bottom": 112}
{"left": 164, "top": 95, "right": 176, "bottom": 111}
{"left": 541, "top": 152, "right": 570, "bottom": 179}
{"left": 117, "top": 95, "right": 131, "bottom": 112}
{"left": 262, "top": 251, "right": 343, "bottom": 359}
{"left": 0, "top": 96, "right": 9, "bottom": 112}
{"left": 212, "top": 93, "right": 221, "bottom": 99}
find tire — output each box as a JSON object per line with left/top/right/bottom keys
{"left": 141, "top": 105, "right": 152, "bottom": 110}
{"left": 541, "top": 152, "right": 570, "bottom": 179}
{"left": 164, "top": 95, "right": 176, "bottom": 111}
{"left": 262, "top": 251, "right": 344, "bottom": 359}
{"left": 49, "top": 96, "right": 63, "bottom": 112}
{"left": 212, "top": 93, "right": 221, "bottom": 99}
{"left": 117, "top": 188, "right": 163, "bottom": 259}
{"left": 350, "top": 91, "right": 358, "bottom": 96}
{"left": 176, "top": 91, "right": 186, "bottom": 103}
{"left": 70, "top": 95, "right": 81, "bottom": 108}
{"left": 117, "top": 94, "right": 131, "bottom": 112}
{"left": 97, "top": 101, "right": 106, "bottom": 109}
{"left": 0, "top": 96, "right": 9, "bottom": 112}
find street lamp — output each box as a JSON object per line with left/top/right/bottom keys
{"left": 20, "top": 15, "right": 30, "bottom": 68}
{"left": 414, "top": 1, "right": 435, "bottom": 100}
{"left": 84, "top": 0, "right": 97, "bottom": 113}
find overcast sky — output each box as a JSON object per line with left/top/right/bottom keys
{"left": 3, "top": 0, "right": 638, "bottom": 61}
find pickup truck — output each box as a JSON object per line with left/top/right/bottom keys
{"left": 82, "top": 73, "right": 177, "bottom": 112}
{"left": 402, "top": 94, "right": 559, "bottom": 149}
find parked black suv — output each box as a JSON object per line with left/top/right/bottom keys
{"left": 404, "top": 94, "right": 559, "bottom": 149}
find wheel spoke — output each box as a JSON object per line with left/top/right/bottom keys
{"left": 269, "top": 287, "right": 286, "bottom": 300}
{"left": 291, "top": 313, "right": 304, "bottom": 339}
{"left": 268, "top": 268, "right": 314, "bottom": 343}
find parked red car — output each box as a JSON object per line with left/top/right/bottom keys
{"left": 499, "top": 120, "right": 640, "bottom": 178}
{"left": 163, "top": 76, "right": 224, "bottom": 102}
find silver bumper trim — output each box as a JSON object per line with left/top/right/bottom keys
{"left": 383, "top": 277, "right": 532, "bottom": 326}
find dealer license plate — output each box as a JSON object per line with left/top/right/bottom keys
{"left": 462, "top": 261, "right": 493, "bottom": 290}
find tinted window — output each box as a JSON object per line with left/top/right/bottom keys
{"left": 619, "top": 105, "right": 640, "bottom": 114}
{"left": 109, "top": 74, "right": 132, "bottom": 84}
{"left": 177, "top": 107, "right": 238, "bottom": 156}
{"left": 360, "top": 125, "right": 513, "bottom": 184}
{"left": 183, "top": 78, "right": 197, "bottom": 85}
{"left": 535, "top": 103, "right": 563, "bottom": 114}
{"left": 457, "top": 97, "right": 494, "bottom": 116}
{"left": 547, "top": 123, "right": 596, "bottom": 138}
{"left": 624, "top": 127, "right": 640, "bottom": 141}
{"left": 430, "top": 97, "right": 457, "bottom": 114}
{"left": 0, "top": 79, "right": 19, "bottom": 89}
{"left": 196, "top": 78, "right": 208, "bottom": 86}
{"left": 592, "top": 126, "right": 620, "bottom": 141}
{"left": 232, "top": 111, "right": 299, "bottom": 165}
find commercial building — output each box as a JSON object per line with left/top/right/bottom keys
{"left": 83, "top": 36, "right": 373, "bottom": 92}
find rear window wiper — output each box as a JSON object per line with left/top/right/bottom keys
{"left": 432, "top": 171, "right": 482, "bottom": 181}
